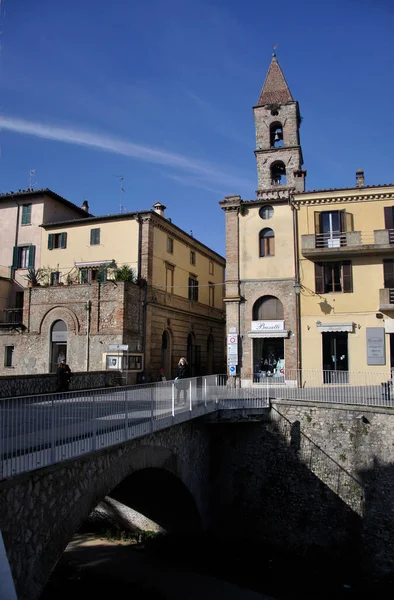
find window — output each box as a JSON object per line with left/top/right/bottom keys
{"left": 209, "top": 283, "right": 215, "bottom": 307}
{"left": 190, "top": 251, "right": 196, "bottom": 266}
{"left": 383, "top": 259, "right": 394, "bottom": 288}
{"left": 12, "top": 245, "right": 35, "bottom": 269}
{"left": 188, "top": 276, "right": 198, "bottom": 301}
{"left": 315, "top": 261, "right": 353, "bottom": 294}
{"left": 48, "top": 232, "right": 67, "bottom": 250}
{"left": 21, "top": 204, "right": 32, "bottom": 225}
{"left": 90, "top": 228, "right": 101, "bottom": 245}
{"left": 209, "top": 261, "right": 214, "bottom": 275}
{"left": 165, "top": 263, "right": 174, "bottom": 293}
{"left": 270, "top": 122, "right": 284, "bottom": 148}
{"left": 259, "top": 228, "right": 275, "bottom": 257}
{"left": 259, "top": 205, "right": 274, "bottom": 220}
{"left": 80, "top": 268, "right": 107, "bottom": 283}
{"left": 4, "top": 345, "right": 14, "bottom": 367}
{"left": 314, "top": 210, "right": 353, "bottom": 247}
{"left": 50, "top": 271, "right": 61, "bottom": 285}
{"left": 253, "top": 295, "right": 284, "bottom": 320}
{"left": 384, "top": 207, "right": 394, "bottom": 243}
{"left": 271, "top": 161, "right": 286, "bottom": 185}
{"left": 167, "top": 237, "right": 174, "bottom": 254}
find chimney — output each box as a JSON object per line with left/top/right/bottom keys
{"left": 356, "top": 169, "right": 365, "bottom": 188}
{"left": 81, "top": 199, "right": 89, "bottom": 212}
{"left": 153, "top": 202, "right": 166, "bottom": 217}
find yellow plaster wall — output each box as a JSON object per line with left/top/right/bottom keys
{"left": 239, "top": 203, "right": 294, "bottom": 280}
{"left": 151, "top": 226, "right": 224, "bottom": 309}
{"left": 40, "top": 219, "right": 139, "bottom": 278}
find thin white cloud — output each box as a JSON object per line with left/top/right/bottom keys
{"left": 0, "top": 116, "right": 254, "bottom": 192}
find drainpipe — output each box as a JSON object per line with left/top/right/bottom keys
{"left": 291, "top": 199, "right": 302, "bottom": 384}
{"left": 86, "top": 300, "right": 91, "bottom": 371}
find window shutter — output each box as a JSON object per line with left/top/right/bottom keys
{"left": 383, "top": 259, "right": 394, "bottom": 289}
{"left": 345, "top": 212, "right": 354, "bottom": 232}
{"left": 315, "top": 262, "right": 325, "bottom": 294}
{"left": 314, "top": 212, "right": 321, "bottom": 235}
{"left": 12, "top": 247, "right": 19, "bottom": 269}
{"left": 340, "top": 210, "right": 347, "bottom": 232}
{"left": 60, "top": 232, "right": 67, "bottom": 248}
{"left": 384, "top": 207, "right": 394, "bottom": 230}
{"left": 28, "top": 245, "right": 36, "bottom": 268}
{"left": 342, "top": 261, "right": 353, "bottom": 293}
{"left": 48, "top": 234, "right": 54, "bottom": 250}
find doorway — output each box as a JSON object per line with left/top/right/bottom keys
{"left": 322, "top": 332, "right": 348, "bottom": 383}
{"left": 51, "top": 320, "right": 68, "bottom": 373}
{"left": 253, "top": 337, "right": 284, "bottom": 380}
{"left": 161, "top": 330, "right": 171, "bottom": 380}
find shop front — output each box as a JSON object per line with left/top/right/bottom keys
{"left": 250, "top": 320, "right": 288, "bottom": 382}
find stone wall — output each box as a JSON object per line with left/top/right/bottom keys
{"left": 0, "top": 370, "right": 121, "bottom": 398}
{"left": 208, "top": 400, "right": 394, "bottom": 576}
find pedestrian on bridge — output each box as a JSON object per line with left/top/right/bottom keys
{"left": 175, "top": 357, "right": 190, "bottom": 406}
{"left": 57, "top": 360, "right": 72, "bottom": 392}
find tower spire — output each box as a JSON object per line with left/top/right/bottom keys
{"left": 257, "top": 54, "right": 293, "bottom": 106}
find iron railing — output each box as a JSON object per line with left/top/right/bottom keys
{"left": 0, "top": 375, "right": 270, "bottom": 480}
{"left": 0, "top": 309, "right": 23, "bottom": 325}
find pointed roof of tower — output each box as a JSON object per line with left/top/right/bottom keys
{"left": 257, "top": 54, "right": 293, "bottom": 106}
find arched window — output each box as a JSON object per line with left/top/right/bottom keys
{"left": 253, "top": 295, "right": 284, "bottom": 320}
{"left": 50, "top": 319, "right": 67, "bottom": 373}
{"left": 259, "top": 228, "right": 275, "bottom": 257}
{"left": 270, "top": 122, "right": 284, "bottom": 148}
{"left": 271, "top": 161, "right": 286, "bottom": 185}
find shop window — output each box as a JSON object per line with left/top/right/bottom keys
{"left": 21, "top": 204, "right": 32, "bottom": 225}
{"left": 315, "top": 261, "right": 353, "bottom": 294}
{"left": 48, "top": 232, "right": 67, "bottom": 250}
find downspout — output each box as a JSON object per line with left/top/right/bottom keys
{"left": 291, "top": 199, "right": 302, "bottom": 381}
{"left": 86, "top": 300, "right": 91, "bottom": 371}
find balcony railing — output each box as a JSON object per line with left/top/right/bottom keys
{"left": 0, "top": 309, "right": 23, "bottom": 325}
{"left": 302, "top": 229, "right": 394, "bottom": 257}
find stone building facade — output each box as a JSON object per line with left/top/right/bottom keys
{"left": 220, "top": 53, "right": 306, "bottom": 381}
{"left": 0, "top": 201, "right": 225, "bottom": 380}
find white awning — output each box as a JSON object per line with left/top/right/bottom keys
{"left": 74, "top": 260, "right": 114, "bottom": 268}
{"left": 247, "top": 330, "right": 289, "bottom": 338}
{"left": 317, "top": 322, "right": 354, "bottom": 333}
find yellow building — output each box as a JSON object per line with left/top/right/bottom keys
{"left": 295, "top": 175, "right": 394, "bottom": 382}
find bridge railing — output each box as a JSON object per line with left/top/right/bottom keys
{"left": 2, "top": 374, "right": 262, "bottom": 480}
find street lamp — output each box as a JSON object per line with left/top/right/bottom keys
{"left": 293, "top": 281, "right": 301, "bottom": 295}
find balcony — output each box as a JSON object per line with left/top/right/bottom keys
{"left": 0, "top": 308, "right": 24, "bottom": 329}
{"left": 301, "top": 230, "right": 394, "bottom": 259}
{"left": 379, "top": 288, "right": 394, "bottom": 311}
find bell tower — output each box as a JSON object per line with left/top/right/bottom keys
{"left": 254, "top": 53, "right": 306, "bottom": 194}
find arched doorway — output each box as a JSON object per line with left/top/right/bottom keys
{"left": 161, "top": 330, "right": 172, "bottom": 380}
{"left": 207, "top": 334, "right": 214, "bottom": 375}
{"left": 252, "top": 295, "right": 285, "bottom": 380}
{"left": 50, "top": 320, "right": 68, "bottom": 373}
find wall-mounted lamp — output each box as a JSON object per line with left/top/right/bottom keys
{"left": 307, "top": 325, "right": 310, "bottom": 330}
{"left": 357, "top": 324, "right": 361, "bottom": 330}
{"left": 293, "top": 281, "right": 301, "bottom": 295}
{"left": 376, "top": 313, "right": 384, "bottom": 319}
{"left": 316, "top": 320, "right": 322, "bottom": 326}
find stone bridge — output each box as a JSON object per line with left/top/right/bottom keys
{"left": 1, "top": 398, "right": 394, "bottom": 599}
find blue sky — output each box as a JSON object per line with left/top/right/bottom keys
{"left": 0, "top": 0, "right": 393, "bottom": 256}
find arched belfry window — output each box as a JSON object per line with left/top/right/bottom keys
{"left": 253, "top": 295, "right": 284, "bottom": 320}
{"left": 270, "top": 122, "right": 284, "bottom": 148}
{"left": 259, "top": 228, "right": 275, "bottom": 257}
{"left": 271, "top": 161, "right": 286, "bottom": 185}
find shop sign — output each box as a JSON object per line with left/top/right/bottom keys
{"left": 108, "top": 344, "right": 129, "bottom": 351}
{"left": 366, "top": 327, "right": 386, "bottom": 366}
{"left": 251, "top": 320, "right": 284, "bottom": 332}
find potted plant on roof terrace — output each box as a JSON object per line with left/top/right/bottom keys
{"left": 24, "top": 268, "right": 43, "bottom": 287}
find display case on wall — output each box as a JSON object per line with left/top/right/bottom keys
{"left": 103, "top": 352, "right": 144, "bottom": 372}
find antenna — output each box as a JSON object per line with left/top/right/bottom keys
{"left": 29, "top": 169, "right": 36, "bottom": 191}
{"left": 112, "top": 174, "right": 126, "bottom": 214}
{"left": 273, "top": 44, "right": 278, "bottom": 57}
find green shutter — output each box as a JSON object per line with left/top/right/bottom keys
{"left": 12, "top": 247, "right": 19, "bottom": 269}
{"left": 21, "top": 204, "right": 32, "bottom": 225}
{"left": 48, "top": 234, "right": 54, "bottom": 250}
{"left": 60, "top": 232, "right": 67, "bottom": 249}
{"left": 28, "top": 245, "right": 36, "bottom": 268}
{"left": 81, "top": 269, "right": 88, "bottom": 284}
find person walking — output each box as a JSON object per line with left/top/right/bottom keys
{"left": 175, "top": 357, "right": 190, "bottom": 405}
{"left": 57, "top": 359, "right": 72, "bottom": 392}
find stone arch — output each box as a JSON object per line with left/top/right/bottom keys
{"left": 253, "top": 295, "right": 284, "bottom": 320}
{"left": 270, "top": 160, "right": 287, "bottom": 185}
{"left": 39, "top": 306, "right": 80, "bottom": 336}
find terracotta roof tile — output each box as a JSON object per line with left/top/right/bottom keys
{"left": 257, "top": 55, "right": 293, "bottom": 106}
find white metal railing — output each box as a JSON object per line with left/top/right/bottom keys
{"left": 0, "top": 375, "right": 269, "bottom": 480}
{"left": 313, "top": 230, "right": 394, "bottom": 249}
{"left": 257, "top": 368, "right": 394, "bottom": 408}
